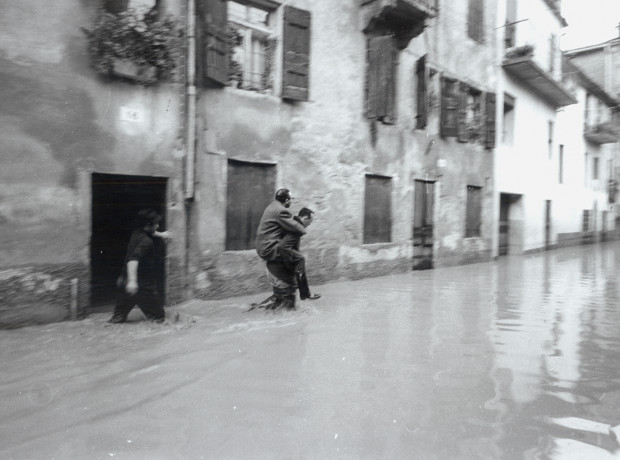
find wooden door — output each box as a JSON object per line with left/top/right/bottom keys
{"left": 413, "top": 180, "right": 434, "bottom": 269}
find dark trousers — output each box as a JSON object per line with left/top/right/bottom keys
{"left": 276, "top": 245, "right": 312, "bottom": 299}
{"left": 112, "top": 283, "right": 164, "bottom": 321}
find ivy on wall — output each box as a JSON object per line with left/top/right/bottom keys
{"left": 82, "top": 8, "right": 182, "bottom": 84}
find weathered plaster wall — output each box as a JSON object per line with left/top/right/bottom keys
{"left": 191, "top": 0, "right": 497, "bottom": 298}
{"left": 0, "top": 0, "right": 185, "bottom": 326}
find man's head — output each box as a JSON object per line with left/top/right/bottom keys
{"left": 136, "top": 208, "right": 161, "bottom": 234}
{"left": 297, "top": 207, "right": 314, "bottom": 227}
{"left": 275, "top": 188, "right": 293, "bottom": 208}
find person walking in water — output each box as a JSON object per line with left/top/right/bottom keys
{"left": 108, "top": 208, "right": 166, "bottom": 324}
{"left": 254, "top": 189, "right": 320, "bottom": 310}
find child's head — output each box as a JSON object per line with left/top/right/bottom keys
{"left": 298, "top": 207, "right": 314, "bottom": 226}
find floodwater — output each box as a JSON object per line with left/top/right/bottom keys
{"left": 1, "top": 242, "right": 620, "bottom": 459}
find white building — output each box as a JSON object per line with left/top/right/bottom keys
{"left": 494, "top": 0, "right": 577, "bottom": 255}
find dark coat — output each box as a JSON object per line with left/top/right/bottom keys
{"left": 255, "top": 201, "right": 306, "bottom": 261}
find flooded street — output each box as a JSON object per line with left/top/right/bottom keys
{"left": 2, "top": 242, "right": 620, "bottom": 459}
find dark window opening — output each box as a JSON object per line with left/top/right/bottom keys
{"left": 466, "top": 185, "right": 482, "bottom": 237}
{"left": 364, "top": 174, "right": 392, "bottom": 243}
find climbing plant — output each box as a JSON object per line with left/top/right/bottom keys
{"left": 83, "top": 8, "right": 182, "bottom": 83}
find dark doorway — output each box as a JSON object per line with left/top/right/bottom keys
{"left": 91, "top": 173, "right": 167, "bottom": 309}
{"left": 413, "top": 180, "right": 434, "bottom": 270}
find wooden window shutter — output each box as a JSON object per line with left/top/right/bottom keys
{"left": 282, "top": 6, "right": 311, "bottom": 101}
{"left": 202, "top": 0, "right": 228, "bottom": 86}
{"left": 226, "top": 161, "right": 276, "bottom": 250}
{"left": 485, "top": 92, "right": 496, "bottom": 149}
{"left": 416, "top": 54, "right": 428, "bottom": 129}
{"left": 366, "top": 34, "right": 396, "bottom": 123}
{"left": 364, "top": 175, "right": 392, "bottom": 243}
{"left": 457, "top": 81, "right": 468, "bottom": 142}
{"left": 440, "top": 76, "right": 458, "bottom": 137}
{"left": 466, "top": 186, "right": 482, "bottom": 237}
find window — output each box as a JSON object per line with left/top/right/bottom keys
{"left": 465, "top": 186, "right": 482, "bottom": 237}
{"left": 228, "top": 1, "right": 275, "bottom": 91}
{"left": 440, "top": 76, "right": 459, "bottom": 137}
{"left": 202, "top": 1, "right": 311, "bottom": 101}
{"left": 502, "top": 93, "right": 515, "bottom": 145}
{"left": 366, "top": 35, "right": 397, "bottom": 124}
{"left": 582, "top": 210, "right": 591, "bottom": 232}
{"left": 416, "top": 54, "right": 428, "bottom": 129}
{"left": 225, "top": 160, "right": 276, "bottom": 250}
{"left": 549, "top": 34, "right": 557, "bottom": 73}
{"left": 468, "top": 0, "right": 484, "bottom": 43}
{"left": 559, "top": 145, "right": 564, "bottom": 184}
{"left": 364, "top": 175, "right": 392, "bottom": 243}
{"left": 593, "top": 157, "right": 600, "bottom": 180}
{"left": 548, "top": 121, "right": 554, "bottom": 159}
{"left": 458, "top": 84, "right": 482, "bottom": 142}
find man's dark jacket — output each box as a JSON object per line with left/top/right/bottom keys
{"left": 255, "top": 201, "right": 306, "bottom": 261}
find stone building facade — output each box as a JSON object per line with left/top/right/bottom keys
{"left": 9, "top": 0, "right": 615, "bottom": 327}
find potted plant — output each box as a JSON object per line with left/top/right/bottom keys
{"left": 83, "top": 8, "right": 182, "bottom": 84}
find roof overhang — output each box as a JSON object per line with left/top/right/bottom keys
{"left": 502, "top": 55, "right": 577, "bottom": 107}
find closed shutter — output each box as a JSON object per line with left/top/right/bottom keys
{"left": 366, "top": 34, "right": 396, "bottom": 123}
{"left": 457, "top": 81, "right": 468, "bottom": 142}
{"left": 226, "top": 161, "right": 276, "bottom": 250}
{"left": 440, "top": 76, "right": 458, "bottom": 137}
{"left": 364, "top": 175, "right": 392, "bottom": 244}
{"left": 466, "top": 186, "right": 482, "bottom": 237}
{"left": 485, "top": 92, "right": 496, "bottom": 149}
{"left": 282, "top": 6, "right": 311, "bottom": 101}
{"left": 416, "top": 54, "right": 427, "bottom": 129}
{"left": 202, "top": 0, "right": 228, "bottom": 86}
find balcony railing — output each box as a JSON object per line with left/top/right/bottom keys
{"left": 502, "top": 19, "right": 575, "bottom": 107}
{"left": 584, "top": 120, "right": 620, "bottom": 144}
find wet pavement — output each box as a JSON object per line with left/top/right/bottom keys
{"left": 1, "top": 242, "right": 620, "bottom": 459}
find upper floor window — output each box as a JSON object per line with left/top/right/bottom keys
{"left": 468, "top": 0, "right": 484, "bottom": 43}
{"left": 366, "top": 34, "right": 397, "bottom": 124}
{"left": 201, "top": 0, "right": 311, "bottom": 101}
{"left": 228, "top": 1, "right": 275, "bottom": 92}
{"left": 593, "top": 157, "right": 600, "bottom": 180}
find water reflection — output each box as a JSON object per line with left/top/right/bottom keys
{"left": 485, "top": 243, "right": 620, "bottom": 458}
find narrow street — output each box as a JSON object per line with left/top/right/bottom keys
{"left": 1, "top": 242, "right": 620, "bottom": 459}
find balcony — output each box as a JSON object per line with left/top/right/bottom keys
{"left": 360, "top": 0, "right": 437, "bottom": 48}
{"left": 584, "top": 120, "right": 620, "bottom": 144}
{"left": 502, "top": 19, "right": 576, "bottom": 107}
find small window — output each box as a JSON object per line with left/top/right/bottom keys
{"left": 559, "top": 145, "right": 564, "bottom": 184}
{"left": 548, "top": 121, "right": 554, "bottom": 159}
{"left": 465, "top": 185, "right": 482, "bottom": 237}
{"left": 468, "top": 0, "right": 484, "bottom": 43}
{"left": 416, "top": 55, "right": 428, "bottom": 129}
{"left": 226, "top": 160, "right": 276, "bottom": 250}
{"left": 593, "top": 157, "right": 600, "bottom": 180}
{"left": 364, "top": 175, "right": 392, "bottom": 243}
{"left": 582, "top": 210, "right": 591, "bottom": 232}
{"left": 502, "top": 93, "right": 515, "bottom": 145}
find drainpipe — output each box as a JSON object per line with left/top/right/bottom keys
{"left": 184, "top": 0, "right": 197, "bottom": 298}
{"left": 185, "top": 0, "right": 196, "bottom": 200}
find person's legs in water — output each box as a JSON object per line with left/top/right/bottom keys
{"left": 276, "top": 245, "right": 320, "bottom": 300}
